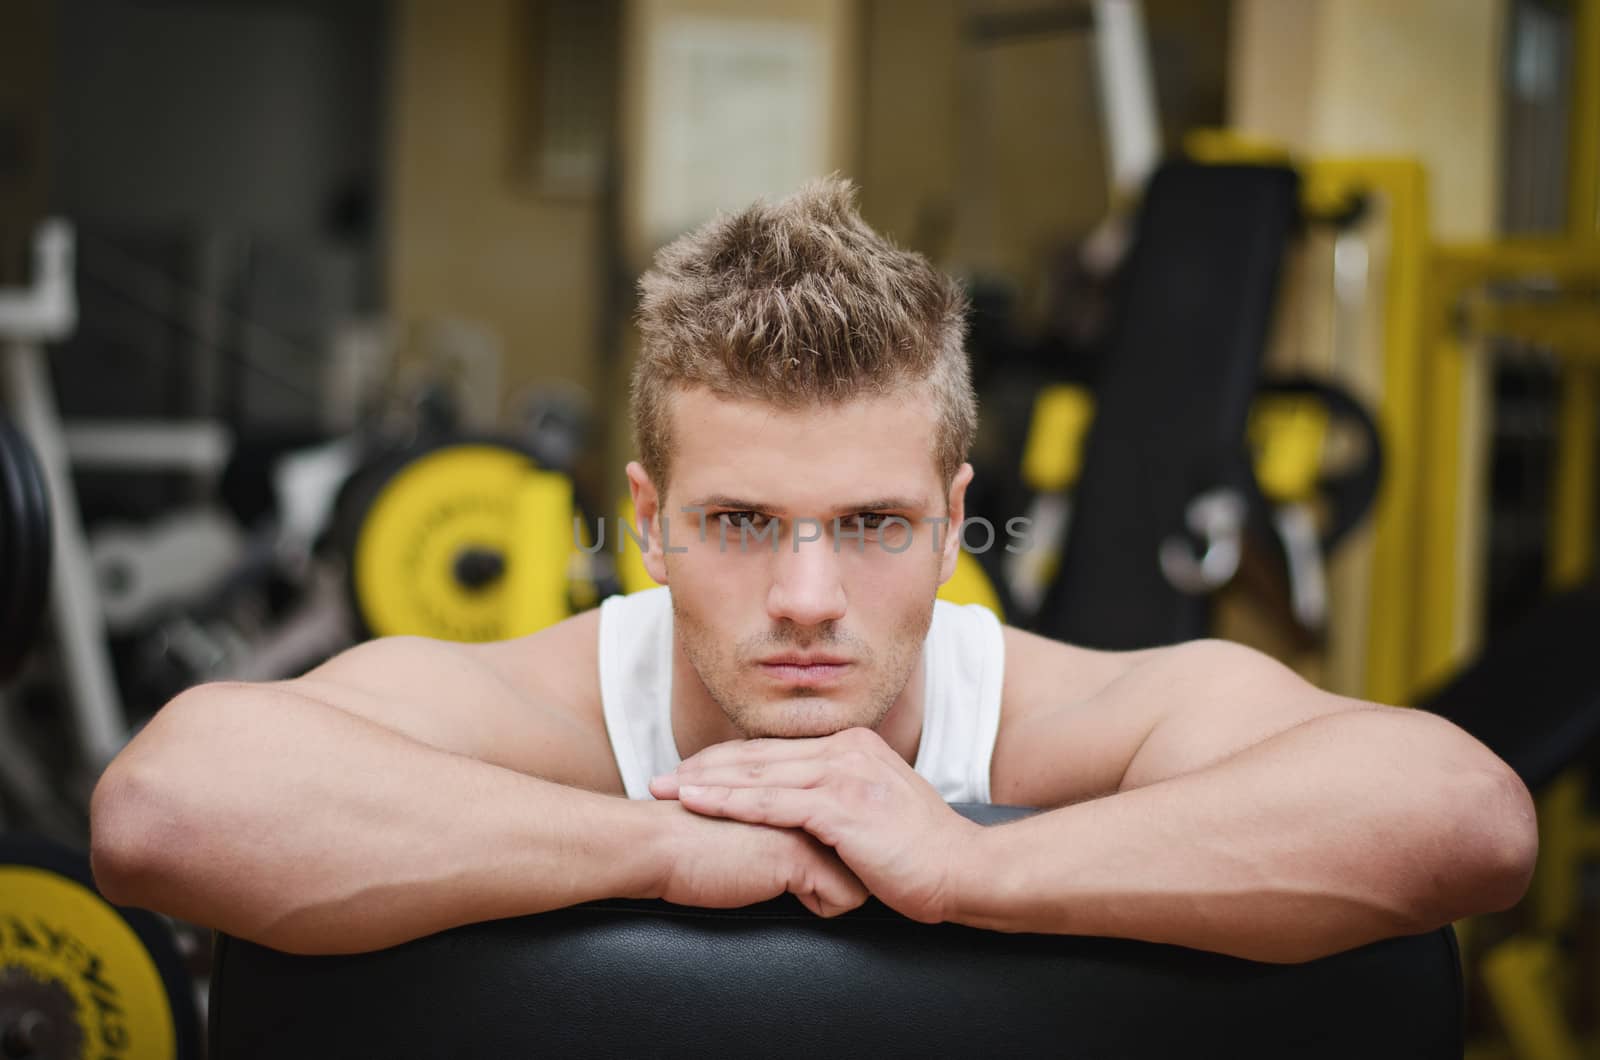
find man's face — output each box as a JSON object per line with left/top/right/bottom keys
{"left": 628, "top": 385, "right": 970, "bottom": 740}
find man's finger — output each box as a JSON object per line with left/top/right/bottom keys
{"left": 676, "top": 736, "right": 831, "bottom": 772}
{"left": 651, "top": 758, "right": 831, "bottom": 798}
{"left": 675, "top": 783, "right": 829, "bottom": 832}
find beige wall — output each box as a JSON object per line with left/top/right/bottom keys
{"left": 605, "top": 0, "right": 863, "bottom": 493}
{"left": 1231, "top": 0, "right": 1505, "bottom": 240}
{"left": 619, "top": 0, "right": 862, "bottom": 266}
{"left": 387, "top": 0, "right": 605, "bottom": 415}
{"left": 860, "top": 0, "right": 1228, "bottom": 308}
{"left": 856, "top": 0, "right": 963, "bottom": 255}
{"left": 1229, "top": 0, "right": 1506, "bottom": 688}
{"left": 386, "top": 0, "right": 1231, "bottom": 468}
{"left": 859, "top": 0, "right": 1110, "bottom": 293}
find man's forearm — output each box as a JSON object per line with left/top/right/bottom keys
{"left": 950, "top": 709, "right": 1535, "bottom": 962}
{"left": 92, "top": 684, "right": 669, "bottom": 954}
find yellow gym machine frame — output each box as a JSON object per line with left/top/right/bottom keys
{"left": 1164, "top": 165, "right": 1600, "bottom": 1060}
{"left": 1191, "top": 5, "right": 1598, "bottom": 1043}
{"left": 1437, "top": 240, "right": 1600, "bottom": 1060}
{"left": 1450, "top": 2, "right": 1599, "bottom": 1052}
{"left": 1182, "top": 130, "right": 1431, "bottom": 707}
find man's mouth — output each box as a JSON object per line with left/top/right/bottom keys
{"left": 757, "top": 654, "right": 852, "bottom": 686}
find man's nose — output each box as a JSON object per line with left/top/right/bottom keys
{"left": 766, "top": 519, "right": 847, "bottom": 627}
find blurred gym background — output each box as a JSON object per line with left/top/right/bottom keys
{"left": 0, "top": 1, "right": 1596, "bottom": 1057}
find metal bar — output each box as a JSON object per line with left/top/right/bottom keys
{"left": 1551, "top": 369, "right": 1598, "bottom": 587}
{"left": 1431, "top": 239, "right": 1600, "bottom": 278}
{"left": 1568, "top": 0, "right": 1600, "bottom": 238}
{"left": 1090, "top": 0, "right": 1160, "bottom": 201}
{"left": 1304, "top": 159, "right": 1430, "bottom": 706}
{"left": 1415, "top": 240, "right": 1600, "bottom": 679}
{"left": 1549, "top": 0, "right": 1600, "bottom": 588}
{"left": 1468, "top": 300, "right": 1600, "bottom": 361}
{"left": 1, "top": 340, "right": 127, "bottom": 770}
{"left": 1479, "top": 934, "right": 1584, "bottom": 1060}
{"left": 1416, "top": 266, "right": 1471, "bottom": 690}
{"left": 63, "top": 419, "right": 234, "bottom": 474}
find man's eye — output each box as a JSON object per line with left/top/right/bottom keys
{"left": 718, "top": 511, "right": 771, "bottom": 531}
{"left": 842, "top": 513, "right": 891, "bottom": 532}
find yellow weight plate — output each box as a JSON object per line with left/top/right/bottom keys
{"left": 503, "top": 471, "right": 579, "bottom": 638}
{"left": 937, "top": 550, "right": 1005, "bottom": 619}
{"left": 353, "top": 445, "right": 536, "bottom": 642}
{"left": 1250, "top": 395, "right": 1330, "bottom": 504}
{"left": 0, "top": 865, "right": 176, "bottom": 1060}
{"left": 1021, "top": 386, "right": 1095, "bottom": 494}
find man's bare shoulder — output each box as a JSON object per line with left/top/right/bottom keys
{"left": 464, "top": 608, "right": 621, "bottom": 790}
{"left": 468, "top": 607, "right": 605, "bottom": 724}
{"left": 295, "top": 608, "right": 621, "bottom": 793}
{"left": 991, "top": 631, "right": 1289, "bottom": 806}
{"left": 996, "top": 631, "right": 1306, "bottom": 730}
{"left": 990, "top": 627, "right": 1151, "bottom": 805}
{"left": 991, "top": 633, "right": 1354, "bottom": 806}
{"left": 996, "top": 626, "right": 1158, "bottom": 725}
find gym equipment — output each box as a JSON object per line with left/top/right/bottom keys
{"left": 0, "top": 833, "right": 200, "bottom": 1060}
{"left": 1007, "top": 376, "right": 1382, "bottom": 633}
{"left": 209, "top": 805, "right": 1465, "bottom": 1059}
{"left": 89, "top": 509, "right": 245, "bottom": 634}
{"left": 1004, "top": 385, "right": 1094, "bottom": 616}
{"left": 1, "top": 221, "right": 126, "bottom": 772}
{"left": 0, "top": 415, "right": 51, "bottom": 682}
{"left": 1425, "top": 585, "right": 1600, "bottom": 794}
{"left": 1247, "top": 376, "right": 1384, "bottom": 631}
{"left": 335, "top": 440, "right": 589, "bottom": 641}
{"left": 1417, "top": 585, "right": 1600, "bottom": 1060}
{"left": 0, "top": 414, "right": 77, "bottom": 839}
{"left": 1032, "top": 161, "right": 1303, "bottom": 649}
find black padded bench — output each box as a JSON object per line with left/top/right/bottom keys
{"left": 209, "top": 806, "right": 1464, "bottom": 1059}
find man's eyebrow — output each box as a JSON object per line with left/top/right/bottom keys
{"left": 837, "top": 497, "right": 930, "bottom": 513}
{"left": 682, "top": 494, "right": 931, "bottom": 513}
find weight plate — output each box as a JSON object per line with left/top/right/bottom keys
{"left": 351, "top": 443, "right": 537, "bottom": 642}
{"left": 0, "top": 834, "right": 199, "bottom": 1060}
{"left": 0, "top": 417, "right": 52, "bottom": 682}
{"left": 1255, "top": 376, "right": 1383, "bottom": 551}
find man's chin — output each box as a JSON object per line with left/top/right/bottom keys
{"left": 734, "top": 697, "right": 878, "bottom": 739}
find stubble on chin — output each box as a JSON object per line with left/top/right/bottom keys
{"left": 676, "top": 617, "right": 932, "bottom": 742}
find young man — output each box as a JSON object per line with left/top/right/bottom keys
{"left": 90, "top": 179, "right": 1535, "bottom": 963}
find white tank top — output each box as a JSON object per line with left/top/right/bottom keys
{"left": 597, "top": 587, "right": 1006, "bottom": 802}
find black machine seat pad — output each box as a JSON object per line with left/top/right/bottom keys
{"left": 1038, "top": 161, "right": 1302, "bottom": 650}
{"left": 209, "top": 805, "right": 1463, "bottom": 1059}
{"left": 1422, "top": 585, "right": 1600, "bottom": 791}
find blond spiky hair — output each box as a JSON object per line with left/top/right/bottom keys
{"left": 631, "top": 176, "right": 976, "bottom": 495}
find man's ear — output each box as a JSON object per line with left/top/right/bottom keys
{"left": 938, "top": 462, "right": 975, "bottom": 585}
{"left": 625, "top": 461, "right": 671, "bottom": 585}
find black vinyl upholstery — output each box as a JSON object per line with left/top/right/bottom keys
{"left": 1423, "top": 584, "right": 1600, "bottom": 791}
{"left": 1037, "top": 161, "right": 1301, "bottom": 650}
{"left": 209, "top": 805, "right": 1463, "bottom": 1059}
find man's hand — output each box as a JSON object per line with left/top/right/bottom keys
{"left": 649, "top": 728, "right": 979, "bottom": 924}
{"left": 646, "top": 801, "right": 869, "bottom": 919}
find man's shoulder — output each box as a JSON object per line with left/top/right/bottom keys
{"left": 472, "top": 607, "right": 605, "bottom": 726}
{"left": 989, "top": 633, "right": 1294, "bottom": 805}
{"left": 466, "top": 607, "right": 622, "bottom": 791}
{"left": 996, "top": 625, "right": 1151, "bottom": 727}
{"left": 995, "top": 632, "right": 1276, "bottom": 726}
